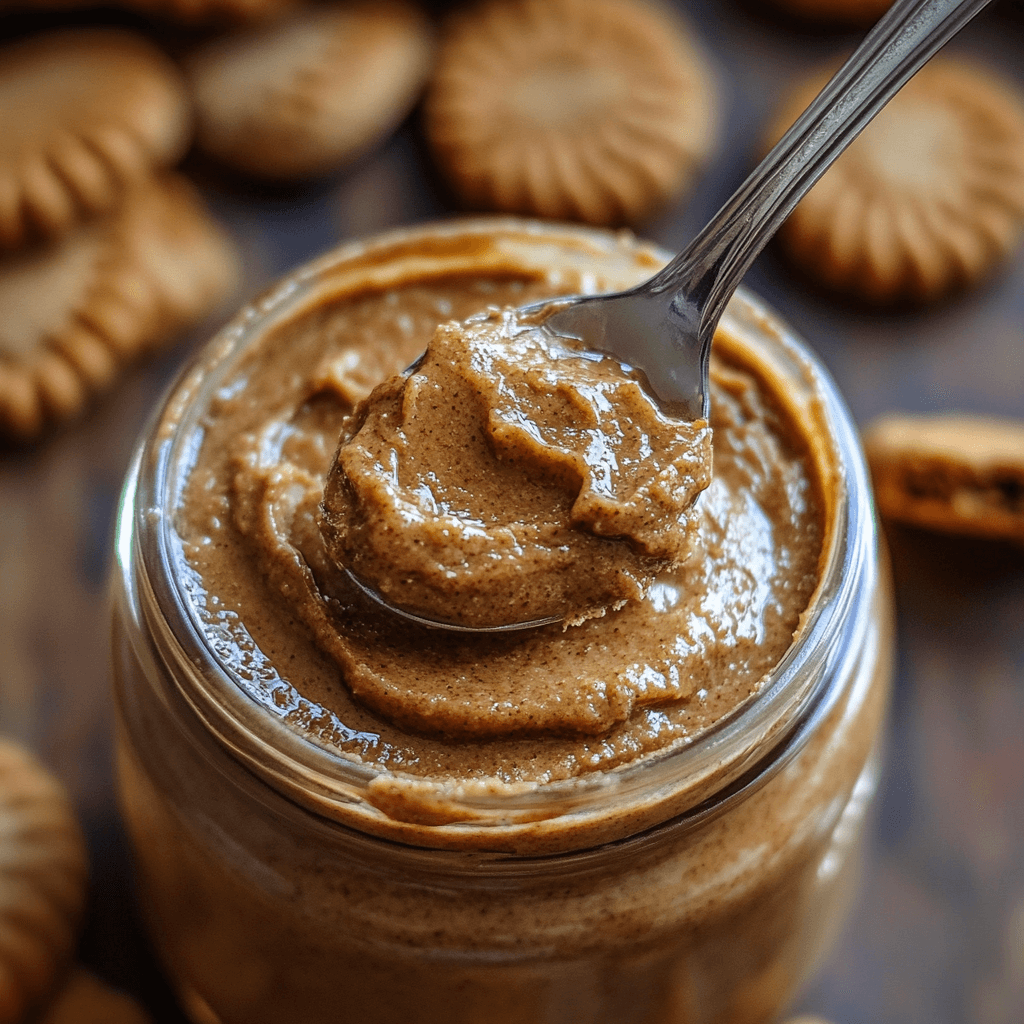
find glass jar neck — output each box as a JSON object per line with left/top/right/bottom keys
{"left": 115, "top": 219, "right": 878, "bottom": 854}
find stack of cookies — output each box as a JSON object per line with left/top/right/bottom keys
{"left": 0, "top": 29, "right": 240, "bottom": 441}
{"left": 0, "top": 0, "right": 728, "bottom": 444}
{"left": 0, "top": 0, "right": 453, "bottom": 441}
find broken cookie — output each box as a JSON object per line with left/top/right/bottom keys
{"left": 864, "top": 412, "right": 1024, "bottom": 543}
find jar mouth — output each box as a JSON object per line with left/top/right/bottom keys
{"left": 119, "top": 217, "right": 876, "bottom": 850}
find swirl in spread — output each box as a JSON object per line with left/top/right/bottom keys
{"left": 320, "top": 306, "right": 712, "bottom": 628}
{"left": 177, "top": 267, "right": 823, "bottom": 776}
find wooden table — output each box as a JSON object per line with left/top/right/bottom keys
{"left": 2, "top": 2, "right": 1023, "bottom": 1021}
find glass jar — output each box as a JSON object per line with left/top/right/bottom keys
{"left": 111, "top": 218, "right": 893, "bottom": 1024}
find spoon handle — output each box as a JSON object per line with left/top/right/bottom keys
{"left": 650, "top": 0, "right": 995, "bottom": 338}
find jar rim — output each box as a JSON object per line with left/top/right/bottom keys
{"left": 117, "top": 217, "right": 877, "bottom": 851}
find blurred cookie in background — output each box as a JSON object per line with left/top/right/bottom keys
{"left": 0, "top": 30, "right": 191, "bottom": 251}
{"left": 0, "top": 175, "right": 239, "bottom": 441}
{"left": 0, "top": 740, "right": 88, "bottom": 1024}
{"left": 185, "top": 1, "right": 434, "bottom": 179}
{"left": 864, "top": 412, "right": 1024, "bottom": 544}
{"left": 764, "top": 57, "right": 1024, "bottom": 305}
{"left": 424, "top": 0, "right": 720, "bottom": 226}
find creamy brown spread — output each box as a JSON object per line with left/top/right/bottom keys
{"left": 175, "top": 230, "right": 823, "bottom": 782}
{"left": 320, "top": 305, "right": 712, "bottom": 628}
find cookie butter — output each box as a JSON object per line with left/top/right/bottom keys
{"left": 180, "top": 265, "right": 820, "bottom": 753}
{"left": 320, "top": 306, "right": 712, "bottom": 628}
{"left": 112, "top": 219, "right": 893, "bottom": 1024}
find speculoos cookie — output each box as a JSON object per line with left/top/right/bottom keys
{"left": 765, "top": 57, "right": 1024, "bottom": 304}
{"left": 186, "top": 1, "right": 434, "bottom": 179}
{"left": 424, "top": 0, "right": 720, "bottom": 225}
{"left": 0, "top": 741, "right": 88, "bottom": 1024}
{"left": 864, "top": 412, "right": 1024, "bottom": 543}
{"left": 0, "top": 175, "right": 239, "bottom": 441}
{"left": 0, "top": 29, "right": 191, "bottom": 251}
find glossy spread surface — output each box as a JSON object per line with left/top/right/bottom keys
{"left": 174, "top": 228, "right": 824, "bottom": 783}
{"left": 320, "top": 305, "right": 712, "bottom": 628}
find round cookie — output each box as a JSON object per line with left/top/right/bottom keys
{"left": 39, "top": 969, "right": 151, "bottom": 1024}
{"left": 0, "top": 741, "right": 88, "bottom": 1024}
{"left": 186, "top": 1, "right": 434, "bottom": 179}
{"left": 765, "top": 57, "right": 1024, "bottom": 305}
{"left": 0, "top": 174, "right": 240, "bottom": 441}
{"left": 0, "top": 30, "right": 191, "bottom": 251}
{"left": 424, "top": 0, "right": 720, "bottom": 226}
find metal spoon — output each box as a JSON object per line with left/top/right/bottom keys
{"left": 346, "top": 0, "right": 994, "bottom": 632}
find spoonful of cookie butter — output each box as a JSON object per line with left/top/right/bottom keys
{"left": 320, "top": 307, "right": 712, "bottom": 630}
{"left": 322, "top": 0, "right": 994, "bottom": 632}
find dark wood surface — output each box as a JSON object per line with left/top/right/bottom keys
{"left": 1, "top": 2, "right": 1023, "bottom": 1022}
